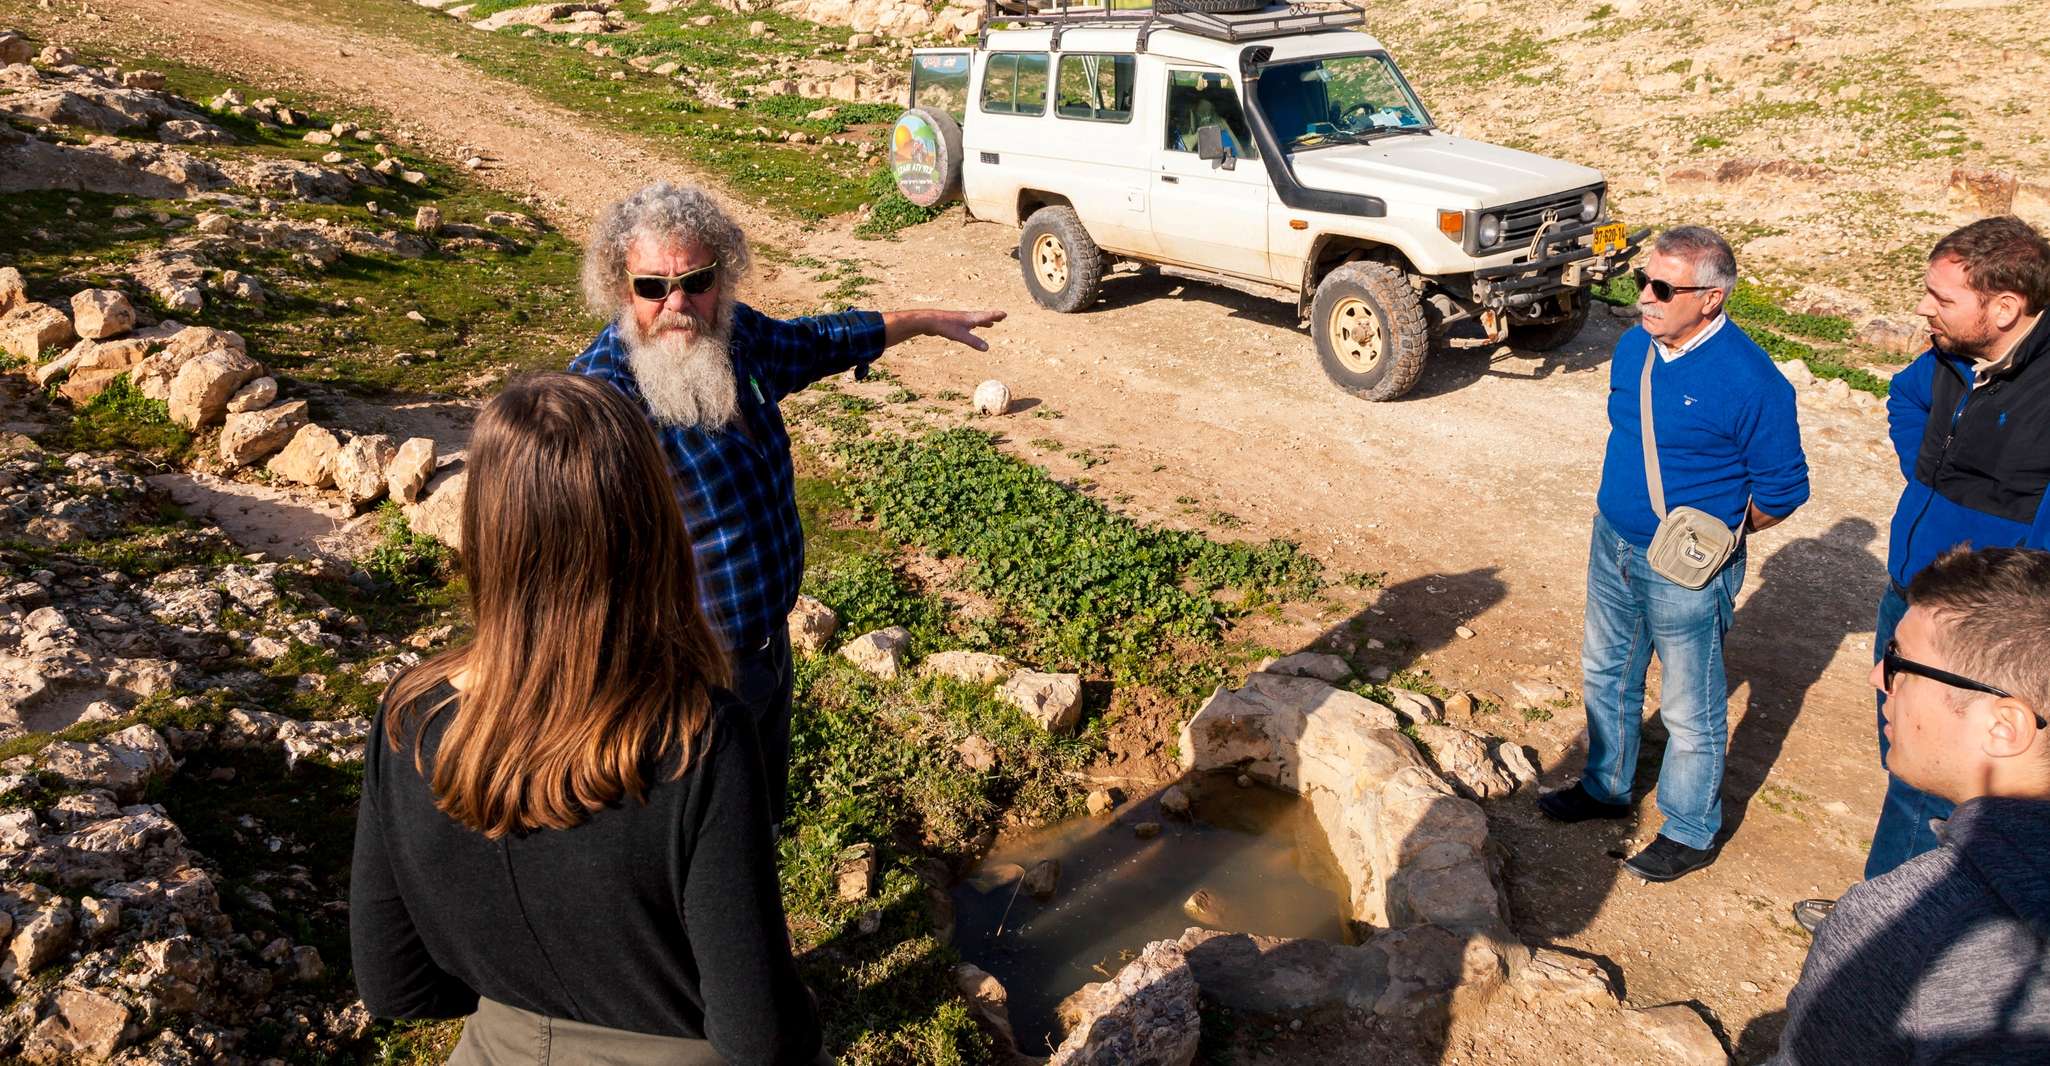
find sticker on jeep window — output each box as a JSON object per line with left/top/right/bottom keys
{"left": 891, "top": 112, "right": 943, "bottom": 203}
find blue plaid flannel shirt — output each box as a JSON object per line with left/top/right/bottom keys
{"left": 570, "top": 303, "right": 886, "bottom": 655}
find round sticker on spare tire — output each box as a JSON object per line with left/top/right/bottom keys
{"left": 890, "top": 107, "right": 961, "bottom": 208}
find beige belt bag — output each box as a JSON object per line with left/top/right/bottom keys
{"left": 1639, "top": 346, "right": 1740, "bottom": 590}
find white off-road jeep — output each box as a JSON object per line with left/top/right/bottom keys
{"left": 888, "top": 0, "right": 1642, "bottom": 401}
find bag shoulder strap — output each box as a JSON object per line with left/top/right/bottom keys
{"left": 1639, "top": 342, "right": 1667, "bottom": 519}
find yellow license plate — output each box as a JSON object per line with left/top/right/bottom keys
{"left": 1590, "top": 221, "right": 1627, "bottom": 257}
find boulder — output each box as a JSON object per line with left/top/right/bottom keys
{"left": 1413, "top": 723, "right": 1515, "bottom": 800}
{"left": 68, "top": 288, "right": 134, "bottom": 340}
{"left": 1000, "top": 669, "right": 1084, "bottom": 733}
{"left": 1261, "top": 651, "right": 1352, "bottom": 683}
{"left": 1159, "top": 784, "right": 1191, "bottom": 817}
{"left": 19, "top": 987, "right": 131, "bottom": 1062}
{"left": 971, "top": 378, "right": 1010, "bottom": 416}
{"left": 1510, "top": 948, "right": 1619, "bottom": 1011}
{"left": 414, "top": 205, "right": 441, "bottom": 235}
{"left": 264, "top": 423, "right": 342, "bottom": 488}
{"left": 31, "top": 349, "right": 78, "bottom": 388}
{"left": 36, "top": 725, "right": 174, "bottom": 801}
{"left": 0, "top": 302, "right": 75, "bottom": 362}
{"left": 0, "top": 266, "right": 24, "bottom": 314}
{"left": 786, "top": 595, "right": 838, "bottom": 656}
{"left": 952, "top": 964, "right": 1017, "bottom": 1052}
{"left": 67, "top": 335, "right": 154, "bottom": 374}
{"left": 224, "top": 374, "right": 277, "bottom": 414}
{"left": 167, "top": 348, "right": 262, "bottom": 428}
{"left": 840, "top": 626, "right": 911, "bottom": 679}
{"left": 219, "top": 400, "right": 309, "bottom": 468}
{"left": 1624, "top": 1003, "right": 1728, "bottom": 1064}
{"left": 1175, "top": 927, "right": 1386, "bottom": 1015}
{"left": 335, "top": 432, "right": 398, "bottom": 510}
{"left": 1, "top": 900, "right": 73, "bottom": 985}
{"left": 384, "top": 436, "right": 435, "bottom": 503}
{"left": 404, "top": 468, "right": 466, "bottom": 550}
{"left": 1022, "top": 858, "right": 1060, "bottom": 900}
{"left": 164, "top": 325, "right": 246, "bottom": 362}
{"left": 954, "top": 734, "right": 996, "bottom": 771}
{"left": 834, "top": 843, "right": 877, "bottom": 901}
{"left": 920, "top": 650, "right": 1013, "bottom": 686}
{"left": 55, "top": 365, "right": 125, "bottom": 404}
{"left": 0, "top": 808, "right": 39, "bottom": 851}
{"left": 1050, "top": 937, "right": 1199, "bottom": 1066}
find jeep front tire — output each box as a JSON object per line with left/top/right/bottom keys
{"left": 1509, "top": 291, "right": 1591, "bottom": 353}
{"left": 1019, "top": 206, "right": 1104, "bottom": 313}
{"left": 1311, "top": 261, "right": 1431, "bottom": 401}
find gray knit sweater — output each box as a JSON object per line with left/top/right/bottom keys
{"left": 1771, "top": 796, "right": 2050, "bottom": 1064}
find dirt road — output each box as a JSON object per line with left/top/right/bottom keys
{"left": 55, "top": 0, "right": 1919, "bottom": 1055}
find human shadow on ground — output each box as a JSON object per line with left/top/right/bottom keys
{"left": 1325, "top": 568, "right": 1509, "bottom": 679}
{"left": 1720, "top": 517, "right": 1883, "bottom": 838}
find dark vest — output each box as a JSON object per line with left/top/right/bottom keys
{"left": 1915, "top": 315, "right": 2050, "bottom": 524}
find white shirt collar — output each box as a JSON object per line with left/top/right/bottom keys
{"left": 1654, "top": 313, "right": 1728, "bottom": 363}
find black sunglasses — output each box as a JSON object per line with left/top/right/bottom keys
{"left": 1883, "top": 639, "right": 2045, "bottom": 727}
{"left": 629, "top": 264, "right": 718, "bottom": 301}
{"left": 1632, "top": 267, "right": 1717, "bottom": 303}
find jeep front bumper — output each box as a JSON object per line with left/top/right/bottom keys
{"left": 1470, "top": 221, "right": 1649, "bottom": 314}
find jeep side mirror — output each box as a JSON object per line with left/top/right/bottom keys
{"left": 1196, "top": 125, "right": 1233, "bottom": 170}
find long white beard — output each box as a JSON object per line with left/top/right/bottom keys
{"left": 622, "top": 303, "right": 741, "bottom": 432}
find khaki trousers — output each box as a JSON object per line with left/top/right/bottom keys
{"left": 449, "top": 998, "right": 726, "bottom": 1065}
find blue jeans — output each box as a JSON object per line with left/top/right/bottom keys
{"left": 1580, "top": 512, "right": 1746, "bottom": 851}
{"left": 1865, "top": 583, "right": 1952, "bottom": 879}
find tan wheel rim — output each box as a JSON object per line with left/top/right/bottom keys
{"left": 1329, "top": 296, "right": 1385, "bottom": 375}
{"left": 1032, "top": 233, "right": 1069, "bottom": 292}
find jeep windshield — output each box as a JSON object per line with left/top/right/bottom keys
{"left": 1254, "top": 53, "right": 1434, "bottom": 151}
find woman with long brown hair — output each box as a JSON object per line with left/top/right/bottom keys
{"left": 350, "top": 372, "right": 823, "bottom": 1064}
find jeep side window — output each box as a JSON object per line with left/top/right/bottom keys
{"left": 1162, "top": 69, "right": 1255, "bottom": 159}
{"left": 980, "top": 51, "right": 1049, "bottom": 116}
{"left": 912, "top": 53, "right": 971, "bottom": 125}
{"left": 1055, "top": 53, "right": 1134, "bottom": 123}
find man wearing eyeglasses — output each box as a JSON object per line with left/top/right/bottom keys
{"left": 1769, "top": 545, "right": 2050, "bottom": 1065}
{"left": 1790, "top": 216, "right": 2050, "bottom": 933}
{"left": 569, "top": 181, "right": 1003, "bottom": 826}
{"left": 1537, "top": 226, "right": 1810, "bottom": 882}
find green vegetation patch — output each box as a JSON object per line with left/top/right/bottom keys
{"left": 835, "top": 428, "right": 1322, "bottom": 682}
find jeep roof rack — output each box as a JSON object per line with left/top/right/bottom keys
{"left": 978, "top": 1, "right": 1367, "bottom": 52}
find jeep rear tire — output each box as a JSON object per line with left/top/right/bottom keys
{"left": 1019, "top": 206, "right": 1104, "bottom": 313}
{"left": 1311, "top": 261, "right": 1431, "bottom": 401}
{"left": 1509, "top": 291, "right": 1592, "bottom": 353}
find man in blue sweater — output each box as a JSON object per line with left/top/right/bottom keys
{"left": 1793, "top": 216, "right": 2050, "bottom": 932}
{"left": 1539, "top": 226, "right": 1810, "bottom": 882}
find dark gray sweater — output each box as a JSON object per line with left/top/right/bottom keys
{"left": 1772, "top": 796, "right": 2050, "bottom": 1064}
{"left": 349, "top": 683, "right": 823, "bottom": 1064}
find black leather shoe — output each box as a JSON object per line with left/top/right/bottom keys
{"left": 1793, "top": 898, "right": 1835, "bottom": 934}
{"left": 1622, "top": 835, "right": 1717, "bottom": 882}
{"left": 1537, "top": 782, "right": 1633, "bottom": 823}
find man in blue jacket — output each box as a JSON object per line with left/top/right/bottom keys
{"left": 1794, "top": 216, "right": 2050, "bottom": 931}
{"left": 1539, "top": 226, "right": 1810, "bottom": 882}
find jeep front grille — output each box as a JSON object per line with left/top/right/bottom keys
{"left": 1500, "top": 194, "right": 1588, "bottom": 247}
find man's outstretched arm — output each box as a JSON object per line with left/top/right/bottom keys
{"left": 882, "top": 309, "right": 1007, "bottom": 352}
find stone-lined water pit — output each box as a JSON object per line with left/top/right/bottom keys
{"left": 953, "top": 668, "right": 1550, "bottom": 1063}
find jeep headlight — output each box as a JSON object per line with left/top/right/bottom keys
{"left": 1579, "top": 190, "right": 1600, "bottom": 222}
{"left": 1477, "top": 213, "right": 1502, "bottom": 248}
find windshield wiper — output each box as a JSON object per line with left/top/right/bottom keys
{"left": 1355, "top": 125, "right": 1433, "bottom": 143}
{"left": 1289, "top": 129, "right": 1366, "bottom": 151}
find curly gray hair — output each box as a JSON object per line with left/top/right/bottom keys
{"left": 1653, "top": 225, "right": 1738, "bottom": 295}
{"left": 581, "top": 181, "right": 752, "bottom": 320}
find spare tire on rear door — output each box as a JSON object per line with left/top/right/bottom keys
{"left": 889, "top": 107, "right": 964, "bottom": 208}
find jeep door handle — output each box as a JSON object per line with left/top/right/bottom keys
{"left": 1160, "top": 175, "right": 1179, "bottom": 184}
